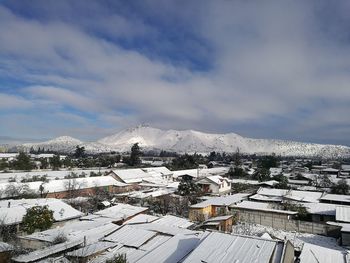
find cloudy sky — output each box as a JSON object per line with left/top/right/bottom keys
{"left": 1, "top": 1, "right": 350, "bottom": 145}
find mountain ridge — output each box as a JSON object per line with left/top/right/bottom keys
{"left": 13, "top": 125, "right": 350, "bottom": 158}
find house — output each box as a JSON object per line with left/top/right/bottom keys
{"left": 142, "top": 166, "right": 173, "bottom": 181}
{"left": 196, "top": 175, "right": 231, "bottom": 195}
{"left": 189, "top": 193, "right": 249, "bottom": 221}
{"left": 108, "top": 168, "right": 150, "bottom": 184}
{"left": 200, "top": 215, "right": 233, "bottom": 232}
{"left": 0, "top": 198, "right": 83, "bottom": 230}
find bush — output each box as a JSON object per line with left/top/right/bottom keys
{"left": 106, "top": 254, "right": 127, "bottom": 263}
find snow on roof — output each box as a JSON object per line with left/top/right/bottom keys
{"left": 249, "top": 194, "right": 283, "bottom": 202}
{"left": 299, "top": 242, "right": 347, "bottom": 263}
{"left": 182, "top": 231, "right": 282, "bottom": 263}
{"left": 257, "top": 188, "right": 288, "bottom": 197}
{"left": 90, "top": 235, "right": 172, "bottom": 263}
{"left": 322, "top": 168, "right": 339, "bottom": 172}
{"left": 0, "top": 241, "right": 13, "bottom": 252}
{"left": 110, "top": 168, "right": 149, "bottom": 183}
{"left": 320, "top": 194, "right": 350, "bottom": 203}
{"left": 259, "top": 180, "right": 279, "bottom": 186}
{"left": 66, "top": 241, "right": 118, "bottom": 258}
{"left": 288, "top": 179, "right": 310, "bottom": 185}
{"left": 233, "top": 201, "right": 297, "bottom": 215}
{"left": 142, "top": 166, "right": 173, "bottom": 175}
{"left": 172, "top": 169, "right": 198, "bottom": 178}
{"left": 0, "top": 169, "right": 111, "bottom": 183}
{"left": 94, "top": 203, "right": 148, "bottom": 221}
{"left": 25, "top": 220, "right": 119, "bottom": 244}
{"left": 12, "top": 240, "right": 83, "bottom": 263}
{"left": 230, "top": 179, "right": 260, "bottom": 185}
{"left": 104, "top": 225, "right": 157, "bottom": 248}
{"left": 131, "top": 222, "right": 197, "bottom": 236}
{"left": 284, "top": 190, "right": 323, "bottom": 203}
{"left": 123, "top": 214, "right": 159, "bottom": 225}
{"left": 197, "top": 175, "right": 226, "bottom": 185}
{"left": 0, "top": 176, "right": 126, "bottom": 198}
{"left": 191, "top": 193, "right": 249, "bottom": 208}
{"left": 136, "top": 233, "right": 202, "bottom": 263}
{"left": 336, "top": 206, "right": 350, "bottom": 223}
{"left": 0, "top": 198, "right": 83, "bottom": 225}
{"left": 153, "top": 215, "right": 194, "bottom": 228}
{"left": 204, "top": 215, "right": 233, "bottom": 222}
{"left": 119, "top": 188, "right": 175, "bottom": 199}
{"left": 302, "top": 203, "right": 338, "bottom": 216}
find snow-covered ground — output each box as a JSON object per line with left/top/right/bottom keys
{"left": 233, "top": 222, "right": 347, "bottom": 252}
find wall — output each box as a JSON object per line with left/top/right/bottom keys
{"left": 189, "top": 205, "right": 213, "bottom": 221}
{"left": 341, "top": 231, "right": 350, "bottom": 246}
{"left": 233, "top": 209, "right": 331, "bottom": 235}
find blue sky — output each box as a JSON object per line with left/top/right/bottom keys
{"left": 1, "top": 0, "right": 350, "bottom": 145}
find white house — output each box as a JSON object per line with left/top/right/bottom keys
{"left": 196, "top": 175, "right": 231, "bottom": 195}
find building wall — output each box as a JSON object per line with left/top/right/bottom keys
{"left": 220, "top": 217, "right": 233, "bottom": 232}
{"left": 233, "top": 208, "right": 330, "bottom": 235}
{"left": 0, "top": 251, "right": 12, "bottom": 263}
{"left": 218, "top": 180, "right": 231, "bottom": 194}
{"left": 189, "top": 205, "right": 213, "bottom": 221}
{"left": 45, "top": 185, "right": 130, "bottom": 199}
{"left": 341, "top": 232, "right": 350, "bottom": 246}
{"left": 282, "top": 240, "right": 295, "bottom": 263}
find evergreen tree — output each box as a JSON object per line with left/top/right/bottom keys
{"left": 22, "top": 205, "right": 54, "bottom": 234}
{"left": 12, "top": 152, "right": 34, "bottom": 170}
{"left": 51, "top": 154, "right": 61, "bottom": 170}
{"left": 74, "top": 146, "right": 85, "bottom": 159}
{"left": 129, "top": 143, "right": 142, "bottom": 166}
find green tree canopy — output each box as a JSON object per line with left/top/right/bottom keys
{"left": 22, "top": 205, "right": 54, "bottom": 234}
{"left": 12, "top": 152, "right": 34, "bottom": 170}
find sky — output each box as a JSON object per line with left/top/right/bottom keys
{"left": 1, "top": 1, "right": 350, "bottom": 145}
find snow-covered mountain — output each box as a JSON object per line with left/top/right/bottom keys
{"left": 16, "top": 125, "right": 350, "bottom": 158}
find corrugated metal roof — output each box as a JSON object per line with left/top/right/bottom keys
{"left": 136, "top": 233, "right": 201, "bottom": 263}
{"left": 66, "top": 241, "right": 117, "bottom": 258}
{"left": 321, "top": 194, "right": 350, "bottom": 203}
{"left": 95, "top": 203, "right": 148, "bottom": 221}
{"left": 104, "top": 225, "right": 156, "bottom": 248}
{"left": 191, "top": 193, "right": 249, "bottom": 208}
{"left": 233, "top": 201, "right": 297, "bottom": 215}
{"left": 153, "top": 215, "right": 193, "bottom": 228}
{"left": 123, "top": 214, "right": 160, "bottom": 225}
{"left": 0, "top": 198, "right": 83, "bottom": 225}
{"left": 299, "top": 243, "right": 347, "bottom": 263}
{"left": 13, "top": 240, "right": 83, "bottom": 262}
{"left": 336, "top": 206, "right": 350, "bottom": 223}
{"left": 182, "top": 232, "right": 280, "bottom": 263}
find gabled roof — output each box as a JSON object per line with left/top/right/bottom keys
{"left": 0, "top": 198, "right": 83, "bottom": 225}
{"left": 233, "top": 201, "right": 297, "bottom": 215}
{"left": 110, "top": 168, "right": 150, "bottom": 183}
{"left": 191, "top": 193, "right": 249, "bottom": 208}
{"left": 182, "top": 231, "right": 284, "bottom": 263}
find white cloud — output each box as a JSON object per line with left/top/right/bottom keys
{"left": 1, "top": 2, "right": 350, "bottom": 144}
